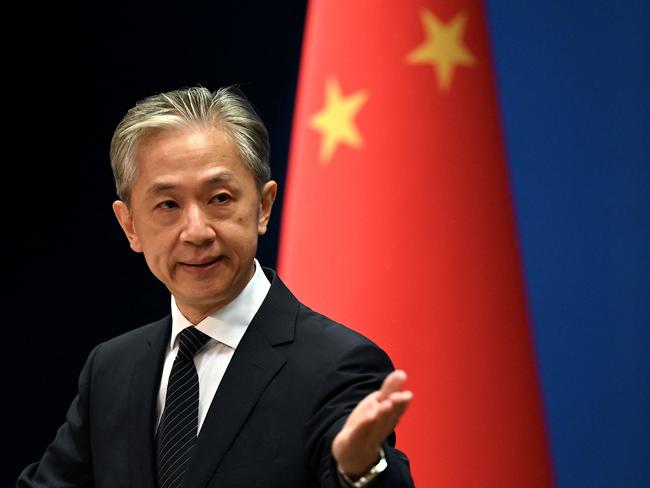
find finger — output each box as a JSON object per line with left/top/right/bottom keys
{"left": 347, "top": 395, "right": 398, "bottom": 437}
{"left": 383, "top": 391, "right": 412, "bottom": 422}
{"left": 365, "top": 391, "right": 413, "bottom": 443}
{"left": 341, "top": 382, "right": 413, "bottom": 444}
{"left": 343, "top": 398, "right": 414, "bottom": 456}
{"left": 377, "top": 369, "right": 408, "bottom": 401}
{"left": 365, "top": 405, "right": 409, "bottom": 447}
{"left": 368, "top": 390, "right": 412, "bottom": 428}
{"left": 385, "top": 392, "right": 412, "bottom": 427}
{"left": 388, "top": 389, "right": 413, "bottom": 405}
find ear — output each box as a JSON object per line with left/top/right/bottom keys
{"left": 112, "top": 200, "right": 143, "bottom": 253}
{"left": 258, "top": 180, "right": 277, "bottom": 235}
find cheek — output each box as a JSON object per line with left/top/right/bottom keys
{"left": 140, "top": 234, "right": 176, "bottom": 268}
{"left": 225, "top": 207, "right": 259, "bottom": 234}
{"left": 221, "top": 222, "right": 258, "bottom": 254}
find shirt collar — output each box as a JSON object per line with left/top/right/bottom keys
{"left": 169, "top": 259, "right": 271, "bottom": 350}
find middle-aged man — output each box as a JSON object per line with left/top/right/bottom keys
{"left": 17, "top": 86, "right": 414, "bottom": 487}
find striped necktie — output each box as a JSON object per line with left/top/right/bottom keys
{"left": 155, "top": 326, "right": 211, "bottom": 488}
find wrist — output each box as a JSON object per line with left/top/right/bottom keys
{"left": 337, "top": 448, "right": 387, "bottom": 487}
{"left": 335, "top": 445, "right": 382, "bottom": 478}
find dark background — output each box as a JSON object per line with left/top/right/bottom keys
{"left": 7, "top": 1, "right": 649, "bottom": 487}
{"left": 7, "top": 1, "right": 307, "bottom": 483}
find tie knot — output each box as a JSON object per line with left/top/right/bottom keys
{"left": 177, "top": 327, "right": 211, "bottom": 361}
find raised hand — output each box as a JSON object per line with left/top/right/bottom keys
{"left": 332, "top": 370, "right": 413, "bottom": 479}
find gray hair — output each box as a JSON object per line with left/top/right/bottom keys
{"left": 110, "top": 85, "right": 271, "bottom": 203}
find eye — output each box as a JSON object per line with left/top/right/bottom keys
{"left": 157, "top": 200, "right": 178, "bottom": 209}
{"left": 212, "top": 193, "right": 232, "bottom": 204}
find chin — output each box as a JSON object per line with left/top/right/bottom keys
{"left": 186, "top": 289, "right": 228, "bottom": 305}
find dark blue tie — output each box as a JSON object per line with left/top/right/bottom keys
{"left": 155, "top": 327, "right": 211, "bottom": 488}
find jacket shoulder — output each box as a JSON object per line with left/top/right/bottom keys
{"left": 294, "top": 303, "right": 392, "bottom": 365}
{"left": 93, "top": 315, "right": 170, "bottom": 358}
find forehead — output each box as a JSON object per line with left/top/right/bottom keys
{"left": 133, "top": 126, "right": 255, "bottom": 191}
{"left": 137, "top": 126, "right": 237, "bottom": 165}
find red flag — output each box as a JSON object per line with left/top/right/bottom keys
{"left": 278, "top": 1, "right": 553, "bottom": 485}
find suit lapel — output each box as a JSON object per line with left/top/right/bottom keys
{"left": 183, "top": 269, "right": 299, "bottom": 488}
{"left": 127, "top": 316, "right": 171, "bottom": 488}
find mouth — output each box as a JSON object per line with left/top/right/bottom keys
{"left": 179, "top": 256, "right": 222, "bottom": 272}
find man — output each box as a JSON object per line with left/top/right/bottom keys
{"left": 17, "top": 86, "right": 414, "bottom": 487}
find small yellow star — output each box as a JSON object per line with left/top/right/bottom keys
{"left": 310, "top": 78, "right": 369, "bottom": 162}
{"left": 407, "top": 9, "right": 476, "bottom": 91}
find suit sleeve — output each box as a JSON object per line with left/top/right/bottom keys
{"left": 16, "top": 345, "right": 99, "bottom": 488}
{"left": 306, "top": 340, "right": 415, "bottom": 488}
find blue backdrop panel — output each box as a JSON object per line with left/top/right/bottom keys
{"left": 485, "top": 1, "right": 650, "bottom": 486}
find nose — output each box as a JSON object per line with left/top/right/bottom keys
{"left": 180, "top": 204, "right": 216, "bottom": 246}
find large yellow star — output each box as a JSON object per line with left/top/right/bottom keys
{"left": 310, "top": 78, "right": 369, "bottom": 162}
{"left": 407, "top": 9, "right": 476, "bottom": 91}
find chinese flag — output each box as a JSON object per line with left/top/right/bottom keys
{"left": 278, "top": 1, "right": 553, "bottom": 486}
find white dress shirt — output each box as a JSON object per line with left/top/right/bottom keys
{"left": 156, "top": 259, "right": 271, "bottom": 433}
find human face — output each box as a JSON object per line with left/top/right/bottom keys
{"left": 113, "top": 126, "right": 276, "bottom": 324}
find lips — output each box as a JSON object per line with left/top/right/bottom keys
{"left": 180, "top": 256, "right": 221, "bottom": 267}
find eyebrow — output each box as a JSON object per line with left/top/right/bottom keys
{"left": 146, "top": 172, "right": 235, "bottom": 196}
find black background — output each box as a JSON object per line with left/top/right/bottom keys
{"left": 7, "top": 1, "right": 308, "bottom": 483}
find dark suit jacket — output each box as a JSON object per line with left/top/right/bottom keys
{"left": 17, "top": 269, "right": 414, "bottom": 487}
